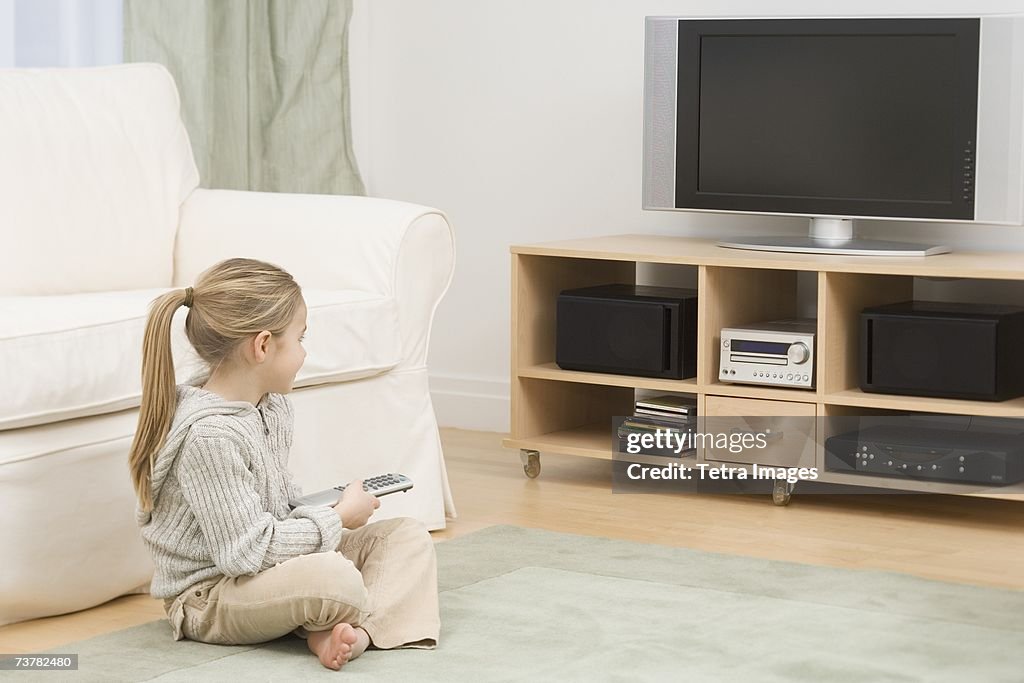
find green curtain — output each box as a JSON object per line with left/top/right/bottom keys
{"left": 124, "top": 0, "right": 365, "bottom": 195}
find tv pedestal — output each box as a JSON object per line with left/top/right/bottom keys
{"left": 504, "top": 234, "right": 1024, "bottom": 504}
{"left": 717, "top": 218, "right": 951, "bottom": 257}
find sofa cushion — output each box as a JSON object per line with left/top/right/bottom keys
{"left": 0, "top": 288, "right": 400, "bottom": 431}
{"left": 0, "top": 64, "right": 199, "bottom": 295}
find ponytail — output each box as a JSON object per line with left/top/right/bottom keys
{"left": 129, "top": 258, "right": 302, "bottom": 512}
{"left": 129, "top": 288, "right": 190, "bottom": 512}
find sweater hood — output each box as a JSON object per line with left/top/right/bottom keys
{"left": 137, "top": 375, "right": 269, "bottom": 525}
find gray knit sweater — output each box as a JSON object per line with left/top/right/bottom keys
{"left": 136, "top": 381, "right": 343, "bottom": 602}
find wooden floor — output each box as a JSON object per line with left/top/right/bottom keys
{"left": 3, "top": 427, "right": 1024, "bottom": 654}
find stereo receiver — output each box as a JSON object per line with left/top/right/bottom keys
{"left": 720, "top": 319, "right": 816, "bottom": 389}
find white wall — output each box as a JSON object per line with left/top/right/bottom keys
{"left": 350, "top": 0, "right": 1024, "bottom": 433}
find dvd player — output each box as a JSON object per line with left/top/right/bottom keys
{"left": 825, "top": 425, "right": 1024, "bottom": 486}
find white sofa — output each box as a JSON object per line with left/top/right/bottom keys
{"left": 0, "top": 64, "right": 456, "bottom": 627}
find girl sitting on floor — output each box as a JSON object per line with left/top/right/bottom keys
{"left": 130, "top": 257, "right": 439, "bottom": 670}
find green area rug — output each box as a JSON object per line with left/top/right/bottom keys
{"left": 5, "top": 525, "right": 1024, "bottom": 682}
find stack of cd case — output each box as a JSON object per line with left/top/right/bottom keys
{"left": 634, "top": 394, "right": 696, "bottom": 420}
{"left": 617, "top": 394, "right": 697, "bottom": 458}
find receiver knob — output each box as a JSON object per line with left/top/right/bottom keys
{"left": 788, "top": 342, "right": 810, "bottom": 365}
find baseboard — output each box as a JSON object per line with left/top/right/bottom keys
{"left": 430, "top": 373, "right": 509, "bottom": 433}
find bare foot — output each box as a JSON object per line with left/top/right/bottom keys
{"left": 350, "top": 626, "right": 371, "bottom": 660}
{"left": 307, "top": 623, "right": 358, "bottom": 670}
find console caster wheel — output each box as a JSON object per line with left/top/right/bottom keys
{"left": 520, "top": 449, "right": 541, "bottom": 478}
{"left": 772, "top": 480, "right": 794, "bottom": 506}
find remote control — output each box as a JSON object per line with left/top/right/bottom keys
{"left": 288, "top": 473, "right": 413, "bottom": 509}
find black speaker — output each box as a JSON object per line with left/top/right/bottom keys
{"left": 556, "top": 284, "right": 697, "bottom": 379}
{"left": 860, "top": 301, "right": 1024, "bottom": 401}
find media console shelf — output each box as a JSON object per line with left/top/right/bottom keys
{"left": 503, "top": 234, "right": 1024, "bottom": 503}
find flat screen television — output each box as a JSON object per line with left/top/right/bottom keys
{"left": 642, "top": 17, "right": 1024, "bottom": 256}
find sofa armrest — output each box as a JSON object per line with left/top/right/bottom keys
{"left": 174, "top": 188, "right": 455, "bottom": 367}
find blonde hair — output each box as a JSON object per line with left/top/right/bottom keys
{"left": 129, "top": 258, "right": 303, "bottom": 511}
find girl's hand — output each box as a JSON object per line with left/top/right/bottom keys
{"left": 333, "top": 480, "right": 380, "bottom": 530}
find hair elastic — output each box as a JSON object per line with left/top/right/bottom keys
{"left": 183, "top": 287, "right": 194, "bottom": 308}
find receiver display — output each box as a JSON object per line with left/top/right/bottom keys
{"left": 732, "top": 340, "right": 790, "bottom": 355}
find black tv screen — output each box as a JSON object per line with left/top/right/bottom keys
{"left": 675, "top": 19, "right": 980, "bottom": 219}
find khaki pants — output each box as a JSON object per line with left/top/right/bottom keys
{"left": 163, "top": 517, "right": 439, "bottom": 649}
